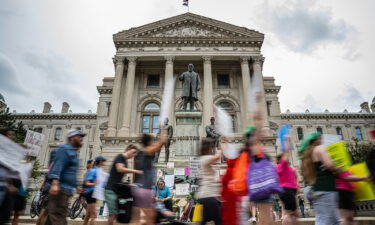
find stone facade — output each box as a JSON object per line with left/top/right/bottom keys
{"left": 4, "top": 13, "right": 375, "bottom": 178}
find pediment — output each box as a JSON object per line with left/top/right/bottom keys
{"left": 114, "top": 13, "right": 264, "bottom": 45}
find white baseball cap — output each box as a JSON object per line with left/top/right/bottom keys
{"left": 66, "top": 129, "right": 86, "bottom": 138}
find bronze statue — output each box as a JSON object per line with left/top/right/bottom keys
{"left": 179, "top": 64, "right": 201, "bottom": 111}
{"left": 154, "top": 118, "right": 173, "bottom": 163}
{"left": 205, "top": 117, "right": 221, "bottom": 147}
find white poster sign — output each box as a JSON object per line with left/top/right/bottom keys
{"left": 175, "top": 183, "right": 190, "bottom": 195}
{"left": 322, "top": 134, "right": 341, "bottom": 146}
{"left": 189, "top": 157, "right": 200, "bottom": 178}
{"left": 24, "top": 130, "right": 45, "bottom": 157}
{"left": 0, "top": 134, "right": 30, "bottom": 187}
{"left": 164, "top": 175, "right": 175, "bottom": 188}
{"left": 174, "top": 168, "right": 185, "bottom": 176}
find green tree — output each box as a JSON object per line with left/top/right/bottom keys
{"left": 346, "top": 138, "right": 374, "bottom": 164}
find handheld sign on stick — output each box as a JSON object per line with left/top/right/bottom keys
{"left": 278, "top": 124, "right": 292, "bottom": 152}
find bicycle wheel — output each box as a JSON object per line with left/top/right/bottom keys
{"left": 36, "top": 194, "right": 46, "bottom": 216}
{"left": 70, "top": 197, "right": 84, "bottom": 219}
{"left": 30, "top": 194, "right": 37, "bottom": 218}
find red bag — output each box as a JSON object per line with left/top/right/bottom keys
{"left": 228, "top": 152, "right": 250, "bottom": 196}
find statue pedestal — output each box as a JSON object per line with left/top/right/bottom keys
{"left": 174, "top": 111, "right": 202, "bottom": 167}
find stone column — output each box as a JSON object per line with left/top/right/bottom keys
{"left": 164, "top": 56, "right": 175, "bottom": 127}
{"left": 106, "top": 56, "right": 125, "bottom": 137}
{"left": 252, "top": 56, "right": 269, "bottom": 129}
{"left": 202, "top": 56, "right": 214, "bottom": 126}
{"left": 240, "top": 56, "right": 252, "bottom": 125}
{"left": 118, "top": 57, "right": 137, "bottom": 137}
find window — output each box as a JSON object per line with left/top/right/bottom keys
{"left": 217, "top": 74, "right": 230, "bottom": 88}
{"left": 336, "top": 127, "right": 343, "bottom": 139}
{"left": 217, "top": 101, "right": 236, "bottom": 132}
{"left": 355, "top": 127, "right": 363, "bottom": 140}
{"left": 147, "top": 75, "right": 160, "bottom": 87}
{"left": 142, "top": 103, "right": 160, "bottom": 134}
{"left": 297, "top": 127, "right": 304, "bottom": 141}
{"left": 317, "top": 127, "right": 323, "bottom": 134}
{"left": 54, "top": 127, "right": 62, "bottom": 140}
{"left": 76, "top": 127, "right": 81, "bottom": 131}
{"left": 266, "top": 101, "right": 272, "bottom": 116}
{"left": 34, "top": 127, "right": 43, "bottom": 133}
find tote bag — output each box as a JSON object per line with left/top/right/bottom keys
{"left": 247, "top": 157, "right": 283, "bottom": 201}
{"left": 228, "top": 152, "right": 249, "bottom": 196}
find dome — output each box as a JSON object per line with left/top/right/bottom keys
{"left": 0, "top": 93, "right": 4, "bottom": 103}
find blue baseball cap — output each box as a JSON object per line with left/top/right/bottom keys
{"left": 95, "top": 155, "right": 107, "bottom": 162}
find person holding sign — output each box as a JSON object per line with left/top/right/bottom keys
{"left": 298, "top": 132, "right": 342, "bottom": 225}
{"left": 336, "top": 170, "right": 371, "bottom": 225}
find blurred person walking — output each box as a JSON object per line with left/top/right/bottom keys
{"left": 104, "top": 144, "right": 143, "bottom": 225}
{"left": 196, "top": 138, "right": 222, "bottom": 225}
{"left": 131, "top": 133, "right": 167, "bottom": 225}
{"left": 277, "top": 150, "right": 299, "bottom": 225}
{"left": 82, "top": 156, "right": 107, "bottom": 225}
{"left": 299, "top": 132, "right": 341, "bottom": 225}
{"left": 298, "top": 196, "right": 305, "bottom": 218}
{"left": 44, "top": 129, "right": 85, "bottom": 225}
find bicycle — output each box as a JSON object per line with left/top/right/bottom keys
{"left": 30, "top": 191, "right": 48, "bottom": 218}
{"left": 69, "top": 194, "right": 85, "bottom": 219}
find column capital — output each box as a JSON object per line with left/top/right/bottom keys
{"left": 164, "top": 56, "right": 175, "bottom": 64}
{"left": 252, "top": 56, "right": 265, "bottom": 65}
{"left": 113, "top": 56, "right": 125, "bottom": 66}
{"left": 126, "top": 56, "right": 137, "bottom": 65}
{"left": 202, "top": 56, "right": 213, "bottom": 64}
{"left": 240, "top": 56, "right": 251, "bottom": 64}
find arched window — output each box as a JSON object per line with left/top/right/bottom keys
{"left": 317, "top": 127, "right": 323, "bottom": 134}
{"left": 297, "top": 127, "right": 304, "bottom": 141}
{"left": 34, "top": 127, "right": 43, "bottom": 134}
{"left": 336, "top": 127, "right": 343, "bottom": 139}
{"left": 355, "top": 127, "right": 363, "bottom": 140}
{"left": 54, "top": 127, "right": 62, "bottom": 140}
{"left": 217, "top": 101, "right": 237, "bottom": 132}
{"left": 142, "top": 102, "right": 160, "bottom": 134}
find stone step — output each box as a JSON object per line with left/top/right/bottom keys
{"left": 15, "top": 216, "right": 375, "bottom": 225}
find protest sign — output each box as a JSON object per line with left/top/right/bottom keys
{"left": 350, "top": 162, "right": 375, "bottom": 201}
{"left": 24, "top": 130, "right": 45, "bottom": 157}
{"left": 278, "top": 124, "right": 291, "bottom": 152}
{"left": 189, "top": 157, "right": 200, "bottom": 178}
{"left": 325, "top": 141, "right": 352, "bottom": 171}
{"left": 0, "top": 134, "right": 30, "bottom": 187}
{"left": 167, "top": 162, "right": 175, "bottom": 169}
{"left": 175, "top": 183, "right": 190, "bottom": 195}
{"left": 164, "top": 175, "right": 175, "bottom": 188}
{"left": 174, "top": 168, "right": 185, "bottom": 176}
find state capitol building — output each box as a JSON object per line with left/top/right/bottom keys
{"left": 2, "top": 13, "right": 374, "bottom": 179}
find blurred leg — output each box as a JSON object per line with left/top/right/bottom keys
{"left": 257, "top": 203, "right": 272, "bottom": 225}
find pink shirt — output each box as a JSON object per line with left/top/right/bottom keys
{"left": 336, "top": 171, "right": 354, "bottom": 192}
{"left": 277, "top": 159, "right": 299, "bottom": 189}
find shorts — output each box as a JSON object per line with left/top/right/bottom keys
{"left": 338, "top": 189, "right": 355, "bottom": 210}
{"left": 132, "top": 187, "right": 154, "bottom": 209}
{"left": 279, "top": 187, "right": 297, "bottom": 211}
{"left": 84, "top": 192, "right": 97, "bottom": 204}
{"left": 13, "top": 194, "right": 27, "bottom": 212}
{"left": 105, "top": 189, "right": 118, "bottom": 215}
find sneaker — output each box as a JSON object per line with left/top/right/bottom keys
{"left": 248, "top": 217, "right": 256, "bottom": 222}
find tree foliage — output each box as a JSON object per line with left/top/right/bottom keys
{"left": 346, "top": 138, "right": 374, "bottom": 164}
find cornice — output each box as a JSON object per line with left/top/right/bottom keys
{"left": 97, "top": 86, "right": 113, "bottom": 95}
{"left": 281, "top": 113, "right": 375, "bottom": 120}
{"left": 12, "top": 113, "right": 97, "bottom": 120}
{"left": 265, "top": 86, "right": 281, "bottom": 94}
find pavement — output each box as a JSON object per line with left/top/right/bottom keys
{"left": 10, "top": 216, "right": 375, "bottom": 225}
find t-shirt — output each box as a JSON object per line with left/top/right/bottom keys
{"left": 336, "top": 171, "right": 354, "bottom": 192}
{"left": 105, "top": 154, "right": 128, "bottom": 191}
{"left": 276, "top": 159, "right": 299, "bottom": 189}
{"left": 134, "top": 151, "right": 155, "bottom": 189}
{"left": 298, "top": 198, "right": 304, "bottom": 206}
{"left": 155, "top": 185, "right": 172, "bottom": 199}
{"left": 84, "top": 167, "right": 97, "bottom": 194}
{"left": 195, "top": 155, "right": 221, "bottom": 199}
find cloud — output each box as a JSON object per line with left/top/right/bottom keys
{"left": 0, "top": 53, "right": 27, "bottom": 95}
{"left": 254, "top": 0, "right": 360, "bottom": 59}
{"left": 335, "top": 84, "right": 365, "bottom": 112}
{"left": 296, "top": 94, "right": 323, "bottom": 112}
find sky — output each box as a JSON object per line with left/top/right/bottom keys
{"left": 0, "top": 0, "right": 374, "bottom": 113}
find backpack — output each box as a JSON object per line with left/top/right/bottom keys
{"left": 228, "top": 152, "right": 249, "bottom": 196}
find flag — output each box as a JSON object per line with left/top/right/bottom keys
{"left": 183, "top": 0, "right": 189, "bottom": 6}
